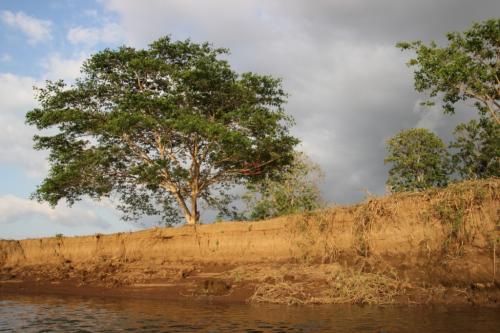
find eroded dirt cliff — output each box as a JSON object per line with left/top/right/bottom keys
{"left": 1, "top": 179, "right": 499, "bottom": 305}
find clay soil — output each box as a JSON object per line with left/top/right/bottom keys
{"left": 1, "top": 179, "right": 499, "bottom": 306}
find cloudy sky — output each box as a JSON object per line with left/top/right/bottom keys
{"left": 0, "top": 0, "right": 498, "bottom": 239}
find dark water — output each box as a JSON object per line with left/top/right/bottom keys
{"left": 0, "top": 294, "right": 499, "bottom": 333}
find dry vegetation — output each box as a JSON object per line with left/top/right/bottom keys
{"left": 249, "top": 265, "right": 404, "bottom": 305}
{"left": 0, "top": 179, "right": 499, "bottom": 305}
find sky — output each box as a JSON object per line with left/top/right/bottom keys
{"left": 0, "top": 0, "right": 498, "bottom": 239}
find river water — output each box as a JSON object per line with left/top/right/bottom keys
{"left": 0, "top": 294, "right": 499, "bottom": 332}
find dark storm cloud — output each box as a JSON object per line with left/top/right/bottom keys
{"left": 104, "top": 0, "right": 499, "bottom": 203}
{"left": 278, "top": 0, "right": 500, "bottom": 44}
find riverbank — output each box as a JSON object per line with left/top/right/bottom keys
{"left": 1, "top": 179, "right": 499, "bottom": 305}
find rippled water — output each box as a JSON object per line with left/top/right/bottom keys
{"left": 0, "top": 294, "right": 499, "bottom": 332}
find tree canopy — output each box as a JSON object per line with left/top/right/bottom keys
{"left": 450, "top": 116, "right": 500, "bottom": 180}
{"left": 385, "top": 128, "right": 450, "bottom": 192}
{"left": 240, "top": 152, "right": 324, "bottom": 220}
{"left": 397, "top": 19, "right": 500, "bottom": 124}
{"left": 26, "top": 36, "right": 298, "bottom": 225}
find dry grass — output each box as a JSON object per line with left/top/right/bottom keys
{"left": 428, "top": 180, "right": 498, "bottom": 252}
{"left": 346, "top": 178, "right": 499, "bottom": 257}
{"left": 326, "top": 269, "right": 403, "bottom": 305}
{"left": 250, "top": 282, "right": 310, "bottom": 305}
{"left": 249, "top": 265, "right": 404, "bottom": 305}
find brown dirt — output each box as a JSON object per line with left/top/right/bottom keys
{"left": 1, "top": 179, "right": 499, "bottom": 306}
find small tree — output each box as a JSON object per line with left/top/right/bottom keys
{"left": 450, "top": 116, "right": 500, "bottom": 180}
{"left": 26, "top": 36, "right": 298, "bottom": 225}
{"left": 385, "top": 128, "right": 450, "bottom": 192}
{"left": 241, "top": 152, "right": 324, "bottom": 220}
{"left": 397, "top": 19, "right": 500, "bottom": 124}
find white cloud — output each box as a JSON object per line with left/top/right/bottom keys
{"left": 1, "top": 10, "right": 52, "bottom": 44}
{"left": 0, "top": 113, "right": 48, "bottom": 178}
{"left": 0, "top": 53, "right": 12, "bottom": 62}
{"left": 0, "top": 195, "right": 141, "bottom": 239}
{"left": 0, "top": 53, "right": 88, "bottom": 179}
{"left": 0, "top": 73, "right": 47, "bottom": 177}
{"left": 41, "top": 53, "right": 86, "bottom": 81}
{"left": 0, "top": 57, "right": 93, "bottom": 178}
{"left": 83, "top": 9, "right": 99, "bottom": 19}
{"left": 0, "top": 195, "right": 111, "bottom": 228}
{"left": 0, "top": 73, "right": 36, "bottom": 113}
{"left": 67, "top": 22, "right": 124, "bottom": 47}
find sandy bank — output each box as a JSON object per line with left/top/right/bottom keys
{"left": 1, "top": 179, "right": 499, "bottom": 305}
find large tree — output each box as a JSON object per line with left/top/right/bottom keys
{"left": 26, "top": 37, "right": 298, "bottom": 225}
{"left": 397, "top": 19, "right": 500, "bottom": 124}
{"left": 450, "top": 116, "right": 500, "bottom": 180}
{"left": 385, "top": 128, "right": 450, "bottom": 192}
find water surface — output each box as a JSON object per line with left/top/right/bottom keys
{"left": 0, "top": 294, "right": 498, "bottom": 332}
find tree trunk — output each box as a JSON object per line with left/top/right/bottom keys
{"left": 169, "top": 187, "right": 199, "bottom": 225}
{"left": 186, "top": 213, "right": 197, "bottom": 225}
{"left": 187, "top": 193, "right": 199, "bottom": 225}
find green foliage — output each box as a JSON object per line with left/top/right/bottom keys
{"left": 429, "top": 181, "right": 490, "bottom": 255}
{"left": 26, "top": 36, "right": 298, "bottom": 225}
{"left": 450, "top": 116, "right": 500, "bottom": 180}
{"left": 385, "top": 128, "right": 451, "bottom": 192}
{"left": 240, "top": 152, "right": 324, "bottom": 220}
{"left": 397, "top": 19, "right": 500, "bottom": 124}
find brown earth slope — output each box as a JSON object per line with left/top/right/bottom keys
{"left": 1, "top": 179, "right": 499, "bottom": 305}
